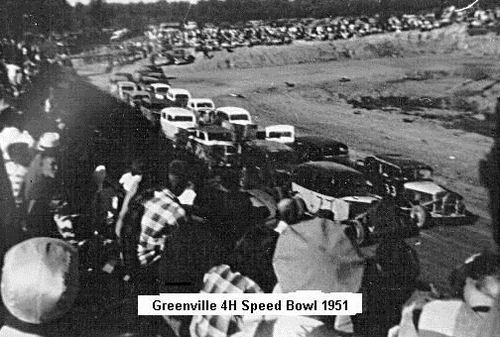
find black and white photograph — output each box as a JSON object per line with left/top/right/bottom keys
{"left": 0, "top": 0, "right": 499, "bottom": 336}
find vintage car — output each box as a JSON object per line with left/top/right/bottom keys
{"left": 188, "top": 98, "right": 215, "bottom": 115}
{"left": 137, "top": 76, "right": 162, "bottom": 91}
{"left": 126, "top": 90, "right": 150, "bottom": 109}
{"left": 291, "top": 161, "right": 381, "bottom": 221}
{"left": 362, "top": 153, "right": 477, "bottom": 228}
{"left": 265, "top": 125, "right": 295, "bottom": 144}
{"left": 143, "top": 72, "right": 173, "bottom": 84}
{"left": 166, "top": 88, "right": 192, "bottom": 108}
{"left": 290, "top": 135, "right": 349, "bottom": 164}
{"left": 242, "top": 139, "right": 298, "bottom": 188}
{"left": 110, "top": 72, "right": 134, "bottom": 83}
{"left": 215, "top": 107, "right": 253, "bottom": 127}
{"left": 146, "top": 83, "right": 171, "bottom": 100}
{"left": 139, "top": 97, "right": 170, "bottom": 125}
{"left": 188, "top": 125, "right": 239, "bottom": 168}
{"left": 114, "top": 81, "right": 137, "bottom": 101}
{"left": 160, "top": 107, "right": 197, "bottom": 142}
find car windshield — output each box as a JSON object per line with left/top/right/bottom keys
{"left": 156, "top": 87, "right": 169, "bottom": 93}
{"left": 207, "top": 132, "right": 233, "bottom": 142}
{"left": 198, "top": 102, "right": 214, "bottom": 108}
{"left": 405, "top": 189, "right": 434, "bottom": 203}
{"left": 150, "top": 103, "right": 168, "bottom": 110}
{"left": 134, "top": 95, "right": 149, "bottom": 100}
{"left": 230, "top": 114, "right": 249, "bottom": 121}
{"left": 333, "top": 176, "right": 371, "bottom": 197}
{"left": 402, "top": 168, "right": 433, "bottom": 181}
{"left": 175, "top": 94, "right": 189, "bottom": 101}
{"left": 122, "top": 86, "right": 135, "bottom": 91}
{"left": 268, "top": 131, "right": 292, "bottom": 138}
{"left": 171, "top": 116, "right": 193, "bottom": 122}
{"left": 323, "top": 146, "right": 348, "bottom": 156}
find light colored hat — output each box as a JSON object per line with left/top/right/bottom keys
{"left": 273, "top": 216, "right": 365, "bottom": 293}
{"left": 36, "top": 132, "right": 60, "bottom": 151}
{"left": 1, "top": 237, "right": 79, "bottom": 324}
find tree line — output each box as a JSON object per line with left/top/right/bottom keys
{"left": 1, "top": 0, "right": 497, "bottom": 39}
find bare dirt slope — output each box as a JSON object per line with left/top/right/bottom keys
{"left": 81, "top": 26, "right": 500, "bottom": 293}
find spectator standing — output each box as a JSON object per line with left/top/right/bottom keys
{"left": 137, "top": 160, "right": 189, "bottom": 268}
{"left": 23, "top": 132, "right": 60, "bottom": 202}
{"left": 25, "top": 149, "right": 65, "bottom": 238}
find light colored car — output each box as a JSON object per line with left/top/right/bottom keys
{"left": 189, "top": 125, "right": 239, "bottom": 167}
{"left": 265, "top": 125, "right": 295, "bottom": 144}
{"left": 215, "top": 106, "right": 252, "bottom": 126}
{"left": 188, "top": 98, "right": 215, "bottom": 114}
{"left": 166, "top": 88, "right": 192, "bottom": 108}
{"left": 147, "top": 83, "right": 171, "bottom": 100}
{"left": 116, "top": 81, "right": 137, "bottom": 101}
{"left": 126, "top": 90, "right": 150, "bottom": 108}
{"left": 160, "top": 107, "right": 197, "bottom": 141}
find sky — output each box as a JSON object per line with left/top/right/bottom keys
{"left": 66, "top": 0, "right": 198, "bottom": 5}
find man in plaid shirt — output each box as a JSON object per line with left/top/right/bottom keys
{"left": 137, "top": 160, "right": 189, "bottom": 267}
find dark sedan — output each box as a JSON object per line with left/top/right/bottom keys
{"left": 290, "top": 135, "right": 349, "bottom": 164}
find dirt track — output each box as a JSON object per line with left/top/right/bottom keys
{"left": 81, "top": 30, "right": 499, "bottom": 292}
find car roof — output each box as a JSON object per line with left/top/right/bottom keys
{"left": 295, "top": 135, "right": 347, "bottom": 147}
{"left": 150, "top": 83, "right": 170, "bottom": 88}
{"left": 295, "top": 161, "right": 363, "bottom": 176}
{"left": 370, "top": 153, "right": 433, "bottom": 170}
{"left": 217, "top": 106, "right": 250, "bottom": 115}
{"left": 141, "top": 76, "right": 160, "bottom": 82}
{"left": 267, "top": 124, "right": 294, "bottom": 131}
{"left": 190, "top": 98, "right": 214, "bottom": 104}
{"left": 160, "top": 107, "right": 194, "bottom": 115}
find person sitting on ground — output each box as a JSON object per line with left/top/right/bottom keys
{"left": 390, "top": 251, "right": 500, "bottom": 337}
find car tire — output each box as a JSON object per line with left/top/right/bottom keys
{"left": 411, "top": 205, "right": 428, "bottom": 229}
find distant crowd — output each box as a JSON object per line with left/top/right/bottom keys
{"left": 144, "top": 6, "right": 500, "bottom": 56}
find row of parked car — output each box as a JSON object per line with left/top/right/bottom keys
{"left": 110, "top": 67, "right": 477, "bottom": 237}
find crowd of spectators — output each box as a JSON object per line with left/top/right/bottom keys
{"left": 0, "top": 23, "right": 499, "bottom": 337}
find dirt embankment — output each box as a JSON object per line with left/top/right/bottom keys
{"left": 171, "top": 24, "right": 500, "bottom": 72}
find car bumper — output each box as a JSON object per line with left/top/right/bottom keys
{"left": 428, "top": 210, "right": 479, "bottom": 226}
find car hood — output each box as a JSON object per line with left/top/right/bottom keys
{"left": 341, "top": 196, "right": 380, "bottom": 204}
{"left": 404, "top": 181, "right": 446, "bottom": 195}
{"left": 231, "top": 120, "right": 253, "bottom": 126}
